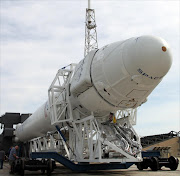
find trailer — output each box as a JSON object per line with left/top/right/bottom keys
{"left": 11, "top": 150, "right": 179, "bottom": 176}
{"left": 12, "top": 152, "right": 134, "bottom": 176}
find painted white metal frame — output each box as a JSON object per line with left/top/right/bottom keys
{"left": 116, "top": 108, "right": 137, "bottom": 126}
{"left": 32, "top": 64, "right": 142, "bottom": 163}
{"left": 29, "top": 113, "right": 142, "bottom": 163}
{"left": 48, "top": 64, "right": 76, "bottom": 125}
{"left": 70, "top": 115, "right": 142, "bottom": 162}
{"left": 29, "top": 131, "right": 70, "bottom": 159}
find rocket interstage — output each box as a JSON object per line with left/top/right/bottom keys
{"left": 15, "top": 35, "right": 172, "bottom": 145}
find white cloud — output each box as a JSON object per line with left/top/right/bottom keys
{"left": 135, "top": 104, "right": 180, "bottom": 137}
{"left": 0, "top": 0, "right": 179, "bottom": 136}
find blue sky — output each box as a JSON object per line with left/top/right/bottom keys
{"left": 0, "top": 0, "right": 179, "bottom": 136}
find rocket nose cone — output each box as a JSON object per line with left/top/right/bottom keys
{"left": 136, "top": 36, "right": 172, "bottom": 76}
{"left": 123, "top": 35, "right": 173, "bottom": 84}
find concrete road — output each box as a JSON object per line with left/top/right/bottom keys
{"left": 0, "top": 161, "right": 179, "bottom": 176}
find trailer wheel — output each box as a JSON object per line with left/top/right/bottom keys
{"left": 47, "top": 159, "right": 52, "bottom": 176}
{"left": 168, "top": 156, "right": 179, "bottom": 171}
{"left": 41, "top": 169, "right": 45, "bottom": 175}
{"left": 41, "top": 159, "right": 46, "bottom": 174}
{"left": 137, "top": 162, "right": 144, "bottom": 170}
{"left": 150, "top": 157, "right": 159, "bottom": 171}
{"left": 20, "top": 159, "right": 25, "bottom": 176}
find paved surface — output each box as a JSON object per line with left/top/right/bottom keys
{"left": 0, "top": 161, "right": 179, "bottom": 176}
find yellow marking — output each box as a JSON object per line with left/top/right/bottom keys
{"left": 113, "top": 116, "right": 117, "bottom": 123}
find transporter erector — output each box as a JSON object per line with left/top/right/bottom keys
{"left": 15, "top": 35, "right": 172, "bottom": 164}
{"left": 11, "top": 1, "right": 176, "bottom": 174}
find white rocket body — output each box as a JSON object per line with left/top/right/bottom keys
{"left": 15, "top": 35, "right": 172, "bottom": 142}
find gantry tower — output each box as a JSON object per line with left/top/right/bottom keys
{"left": 84, "top": 0, "right": 98, "bottom": 57}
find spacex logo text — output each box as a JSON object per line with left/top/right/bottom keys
{"left": 137, "top": 68, "right": 163, "bottom": 80}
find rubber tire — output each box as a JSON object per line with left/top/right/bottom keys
{"left": 20, "top": 159, "right": 25, "bottom": 176}
{"left": 41, "top": 169, "right": 45, "bottom": 175}
{"left": 41, "top": 159, "right": 46, "bottom": 174}
{"left": 47, "top": 159, "right": 52, "bottom": 176}
{"left": 150, "top": 157, "right": 159, "bottom": 171}
{"left": 137, "top": 162, "right": 144, "bottom": 170}
{"left": 168, "top": 156, "right": 179, "bottom": 171}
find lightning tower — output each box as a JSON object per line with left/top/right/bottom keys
{"left": 84, "top": 0, "right": 98, "bottom": 57}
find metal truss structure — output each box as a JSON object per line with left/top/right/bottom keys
{"left": 116, "top": 108, "right": 137, "bottom": 126}
{"left": 29, "top": 65, "right": 142, "bottom": 163}
{"left": 84, "top": 0, "right": 98, "bottom": 57}
{"left": 29, "top": 114, "right": 142, "bottom": 163}
{"left": 30, "top": 115, "right": 141, "bottom": 162}
{"left": 48, "top": 64, "right": 77, "bottom": 125}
